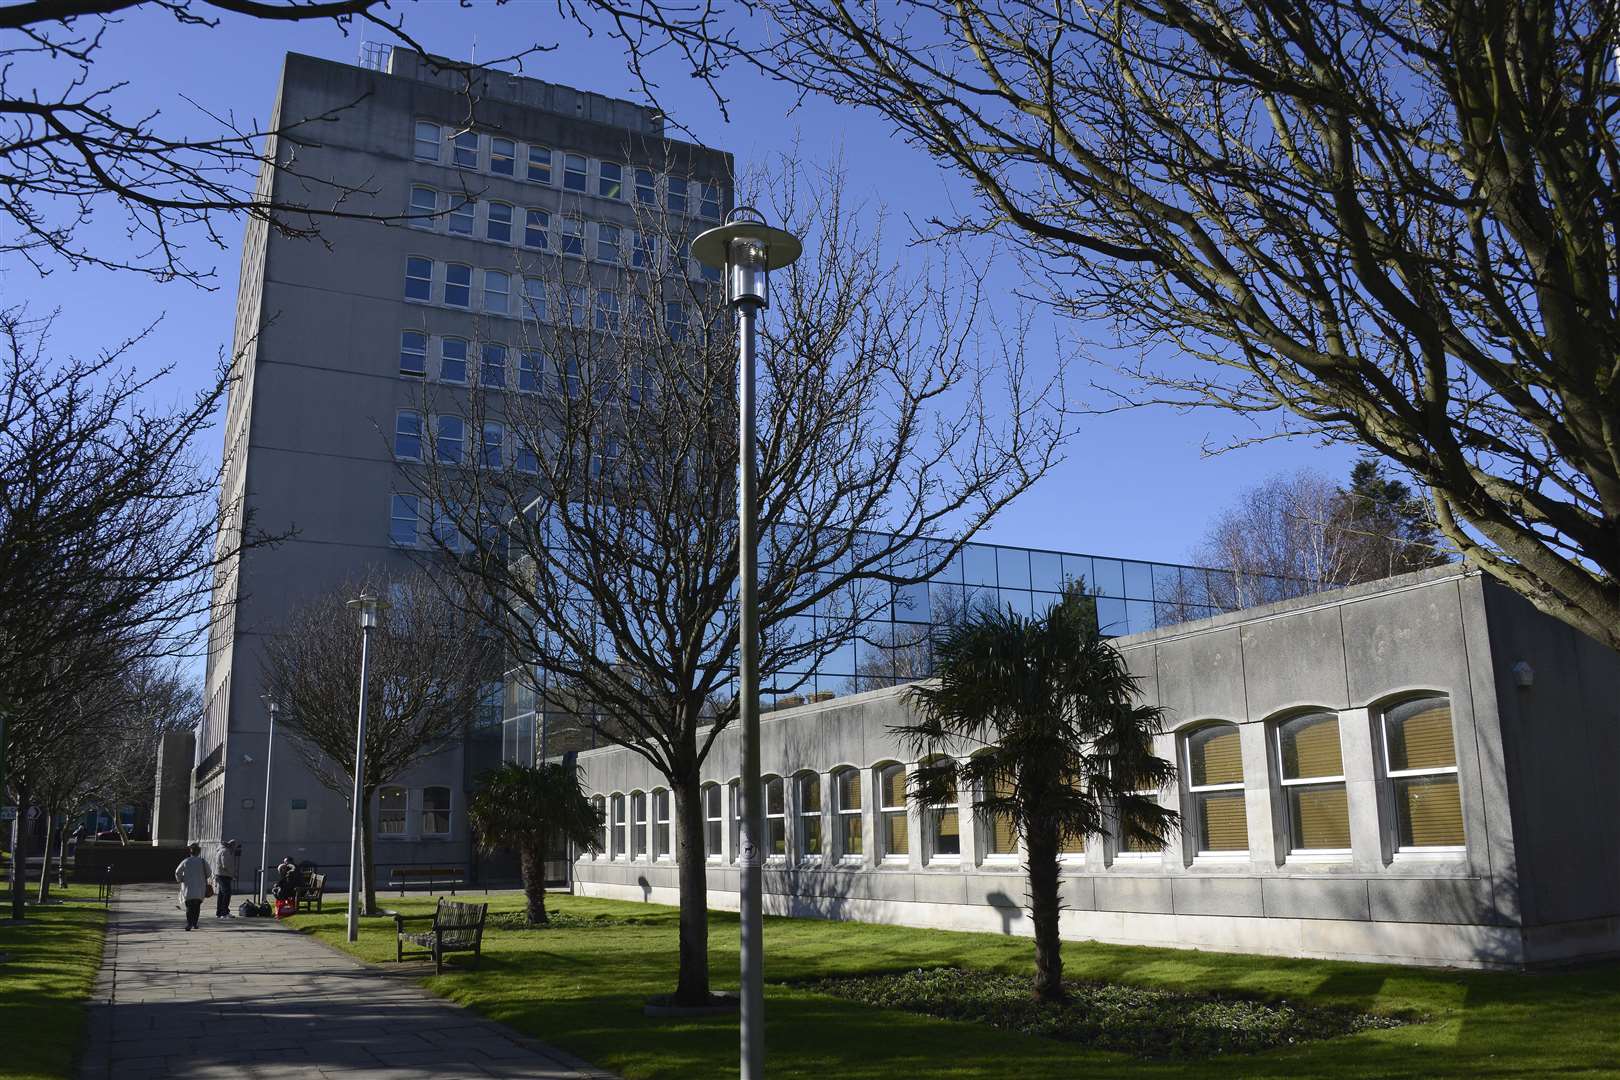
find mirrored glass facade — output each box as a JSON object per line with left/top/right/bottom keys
{"left": 503, "top": 541, "right": 1308, "bottom": 763}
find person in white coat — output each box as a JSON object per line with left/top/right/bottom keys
{"left": 174, "top": 843, "right": 211, "bottom": 930}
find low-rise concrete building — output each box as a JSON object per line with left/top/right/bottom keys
{"left": 572, "top": 565, "right": 1620, "bottom": 969}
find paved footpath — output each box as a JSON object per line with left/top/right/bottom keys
{"left": 79, "top": 883, "right": 619, "bottom": 1080}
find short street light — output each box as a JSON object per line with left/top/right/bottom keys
{"left": 344, "top": 591, "right": 389, "bottom": 942}
{"left": 692, "top": 208, "right": 802, "bottom": 1080}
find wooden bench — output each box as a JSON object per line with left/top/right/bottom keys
{"left": 388, "top": 865, "right": 466, "bottom": 896}
{"left": 394, "top": 899, "right": 488, "bottom": 974}
{"left": 295, "top": 872, "right": 326, "bottom": 912}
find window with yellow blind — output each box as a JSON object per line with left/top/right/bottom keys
{"left": 795, "top": 772, "right": 822, "bottom": 861}
{"left": 1277, "top": 711, "right": 1351, "bottom": 854}
{"left": 878, "top": 763, "right": 909, "bottom": 860}
{"left": 1382, "top": 695, "right": 1465, "bottom": 851}
{"left": 764, "top": 776, "right": 787, "bottom": 860}
{"left": 1185, "top": 724, "right": 1247, "bottom": 855}
{"left": 982, "top": 770, "right": 1020, "bottom": 860}
{"left": 1059, "top": 773, "right": 1085, "bottom": 859}
{"left": 923, "top": 762, "right": 961, "bottom": 863}
{"left": 1117, "top": 791, "right": 1166, "bottom": 856}
{"left": 834, "top": 767, "right": 863, "bottom": 860}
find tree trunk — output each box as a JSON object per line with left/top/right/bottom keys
{"left": 1024, "top": 814, "right": 1065, "bottom": 1003}
{"left": 672, "top": 772, "right": 710, "bottom": 1005}
{"left": 519, "top": 839, "right": 548, "bottom": 925}
{"left": 360, "top": 785, "right": 379, "bottom": 916}
{"left": 10, "top": 787, "right": 28, "bottom": 921}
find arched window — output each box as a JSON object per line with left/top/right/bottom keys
{"left": 1380, "top": 695, "right": 1464, "bottom": 851}
{"left": 878, "top": 763, "right": 908, "bottom": 860}
{"left": 421, "top": 786, "right": 451, "bottom": 837}
{"left": 701, "top": 784, "right": 722, "bottom": 860}
{"left": 1059, "top": 772, "right": 1085, "bottom": 860}
{"left": 833, "top": 767, "right": 862, "bottom": 860}
{"left": 610, "top": 794, "right": 627, "bottom": 859}
{"left": 1275, "top": 711, "right": 1350, "bottom": 854}
{"left": 764, "top": 776, "right": 787, "bottom": 860}
{"left": 979, "top": 759, "right": 1018, "bottom": 862}
{"left": 920, "top": 758, "right": 960, "bottom": 864}
{"left": 631, "top": 791, "right": 648, "bottom": 859}
{"left": 591, "top": 796, "right": 607, "bottom": 857}
{"left": 1184, "top": 723, "right": 1247, "bottom": 855}
{"left": 652, "top": 789, "right": 672, "bottom": 859}
{"left": 795, "top": 772, "right": 822, "bottom": 861}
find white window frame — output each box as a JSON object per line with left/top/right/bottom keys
{"left": 727, "top": 779, "right": 741, "bottom": 864}
{"left": 439, "top": 337, "right": 469, "bottom": 383}
{"left": 922, "top": 764, "right": 961, "bottom": 866}
{"left": 703, "top": 783, "right": 723, "bottom": 862}
{"left": 389, "top": 493, "right": 419, "bottom": 547}
{"left": 980, "top": 770, "right": 1020, "bottom": 866}
{"left": 408, "top": 185, "right": 437, "bottom": 228}
{"left": 877, "top": 763, "right": 907, "bottom": 864}
{"left": 524, "top": 208, "right": 549, "bottom": 249}
{"left": 631, "top": 791, "right": 648, "bottom": 859}
{"left": 592, "top": 796, "right": 607, "bottom": 857}
{"left": 518, "top": 348, "right": 544, "bottom": 393}
{"left": 1380, "top": 696, "right": 1466, "bottom": 856}
{"left": 444, "top": 263, "right": 472, "bottom": 308}
{"left": 482, "top": 270, "right": 510, "bottom": 315}
{"left": 420, "top": 786, "right": 451, "bottom": 837}
{"left": 611, "top": 793, "right": 627, "bottom": 859}
{"left": 699, "top": 180, "right": 721, "bottom": 219}
{"left": 1276, "top": 711, "right": 1352, "bottom": 858}
{"left": 447, "top": 197, "right": 475, "bottom": 236}
{"left": 560, "top": 217, "right": 584, "bottom": 258}
{"left": 596, "top": 222, "right": 622, "bottom": 264}
{"left": 404, "top": 256, "right": 433, "bottom": 302}
{"left": 795, "top": 772, "right": 822, "bottom": 865}
{"left": 563, "top": 153, "right": 588, "bottom": 192}
{"left": 486, "top": 201, "right": 513, "bottom": 243}
{"left": 667, "top": 175, "right": 689, "bottom": 214}
{"left": 653, "top": 789, "right": 672, "bottom": 860}
{"left": 527, "top": 145, "right": 552, "bottom": 184}
{"left": 490, "top": 137, "right": 516, "bottom": 176}
{"left": 413, "top": 121, "right": 440, "bottom": 163}
{"left": 393, "top": 410, "right": 423, "bottom": 460}
{"left": 1184, "top": 723, "right": 1249, "bottom": 860}
{"left": 521, "top": 278, "right": 546, "bottom": 324}
{"left": 593, "top": 289, "right": 619, "bottom": 332}
{"left": 480, "top": 421, "right": 504, "bottom": 469}
{"left": 834, "top": 767, "right": 863, "bottom": 863}
{"left": 452, "top": 129, "right": 479, "bottom": 169}
{"left": 634, "top": 167, "right": 657, "bottom": 205}
{"left": 598, "top": 160, "right": 624, "bottom": 200}
{"left": 435, "top": 414, "right": 465, "bottom": 465}
{"left": 763, "top": 776, "right": 787, "bottom": 862}
{"left": 399, "top": 331, "right": 427, "bottom": 378}
{"left": 1112, "top": 791, "right": 1165, "bottom": 863}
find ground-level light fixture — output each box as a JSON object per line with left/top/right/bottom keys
{"left": 344, "top": 591, "right": 389, "bottom": 942}
{"left": 692, "top": 207, "right": 802, "bottom": 1080}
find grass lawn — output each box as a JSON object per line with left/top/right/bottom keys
{"left": 0, "top": 886, "right": 107, "bottom": 1080}
{"left": 289, "top": 891, "right": 1620, "bottom": 1079}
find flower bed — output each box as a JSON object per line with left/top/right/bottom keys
{"left": 803, "top": 967, "right": 1412, "bottom": 1059}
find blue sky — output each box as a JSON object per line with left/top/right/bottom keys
{"left": 11, "top": 1, "right": 1354, "bottom": 564}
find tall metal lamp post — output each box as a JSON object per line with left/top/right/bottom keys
{"left": 345, "top": 592, "right": 389, "bottom": 942}
{"left": 693, "top": 208, "right": 802, "bottom": 1080}
{"left": 257, "top": 696, "right": 279, "bottom": 905}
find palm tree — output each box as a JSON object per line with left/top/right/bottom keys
{"left": 901, "top": 586, "right": 1176, "bottom": 1002}
{"left": 466, "top": 762, "right": 603, "bottom": 925}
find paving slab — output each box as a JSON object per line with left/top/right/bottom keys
{"left": 78, "top": 884, "right": 618, "bottom": 1079}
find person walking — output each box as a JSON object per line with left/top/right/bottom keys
{"left": 174, "top": 843, "right": 211, "bottom": 931}
{"left": 214, "top": 839, "right": 242, "bottom": 919}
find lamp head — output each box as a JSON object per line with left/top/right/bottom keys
{"left": 347, "top": 591, "right": 390, "bottom": 630}
{"left": 691, "top": 207, "right": 802, "bottom": 310}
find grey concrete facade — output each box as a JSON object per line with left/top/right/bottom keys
{"left": 571, "top": 567, "right": 1620, "bottom": 969}
{"left": 193, "top": 47, "right": 732, "bottom": 888}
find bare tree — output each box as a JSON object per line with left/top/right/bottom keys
{"left": 2, "top": 0, "right": 746, "bottom": 283}
{"left": 94, "top": 659, "right": 201, "bottom": 844}
{"left": 765, "top": 0, "right": 1620, "bottom": 653}
{"left": 1192, "top": 464, "right": 1451, "bottom": 606}
{"left": 407, "top": 159, "right": 1072, "bottom": 1005}
{"left": 0, "top": 307, "right": 255, "bottom": 919}
{"left": 259, "top": 569, "right": 498, "bottom": 916}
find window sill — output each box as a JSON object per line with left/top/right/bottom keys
{"left": 1191, "top": 852, "right": 1248, "bottom": 865}
{"left": 925, "top": 856, "right": 962, "bottom": 868}
{"left": 1392, "top": 847, "right": 1466, "bottom": 861}
{"left": 1285, "top": 849, "right": 1352, "bottom": 864}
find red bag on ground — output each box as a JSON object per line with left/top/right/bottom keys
{"left": 275, "top": 897, "right": 298, "bottom": 919}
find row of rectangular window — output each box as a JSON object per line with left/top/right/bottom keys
{"left": 405, "top": 188, "right": 721, "bottom": 283}
{"left": 586, "top": 695, "right": 1464, "bottom": 868}
{"left": 396, "top": 331, "right": 667, "bottom": 388}
{"left": 411, "top": 121, "right": 723, "bottom": 217}
{"left": 376, "top": 785, "right": 452, "bottom": 839}
{"left": 403, "top": 257, "right": 694, "bottom": 330}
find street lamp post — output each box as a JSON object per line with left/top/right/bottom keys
{"left": 345, "top": 592, "right": 389, "bottom": 942}
{"left": 693, "top": 208, "right": 802, "bottom": 1080}
{"left": 257, "top": 697, "right": 278, "bottom": 905}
